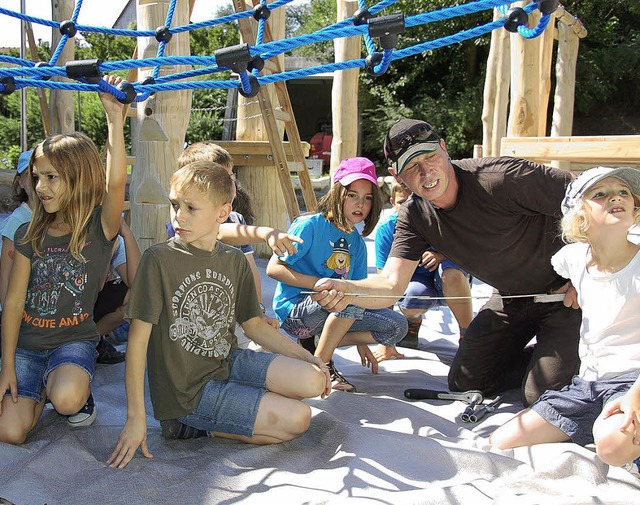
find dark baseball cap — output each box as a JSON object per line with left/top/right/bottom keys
{"left": 383, "top": 119, "right": 441, "bottom": 174}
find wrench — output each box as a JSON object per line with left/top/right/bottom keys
{"left": 467, "top": 396, "right": 504, "bottom": 423}
{"left": 404, "top": 389, "right": 484, "bottom": 405}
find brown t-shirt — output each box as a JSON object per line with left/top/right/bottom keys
{"left": 390, "top": 157, "right": 572, "bottom": 295}
{"left": 126, "top": 237, "right": 262, "bottom": 420}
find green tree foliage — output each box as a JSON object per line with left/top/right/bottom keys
{"left": 1, "top": 1, "right": 639, "bottom": 170}
{"left": 291, "top": 0, "right": 640, "bottom": 163}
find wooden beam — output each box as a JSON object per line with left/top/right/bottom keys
{"left": 330, "top": 0, "right": 360, "bottom": 173}
{"left": 555, "top": 4, "right": 588, "bottom": 39}
{"left": 500, "top": 136, "right": 640, "bottom": 165}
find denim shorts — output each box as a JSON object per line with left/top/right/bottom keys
{"left": 177, "top": 348, "right": 278, "bottom": 437}
{"left": 281, "top": 295, "right": 407, "bottom": 346}
{"left": 530, "top": 371, "right": 640, "bottom": 446}
{"left": 8, "top": 341, "right": 98, "bottom": 403}
{"left": 398, "top": 261, "right": 471, "bottom": 311}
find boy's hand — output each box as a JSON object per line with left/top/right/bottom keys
{"left": 373, "top": 344, "right": 405, "bottom": 363}
{"left": 307, "top": 356, "right": 331, "bottom": 399}
{"left": 98, "top": 75, "right": 126, "bottom": 118}
{"left": 266, "top": 230, "right": 303, "bottom": 257}
{"left": 0, "top": 367, "right": 18, "bottom": 414}
{"left": 108, "top": 418, "right": 153, "bottom": 469}
{"left": 357, "top": 344, "right": 378, "bottom": 374}
{"left": 261, "top": 314, "right": 280, "bottom": 329}
{"left": 419, "top": 250, "right": 444, "bottom": 272}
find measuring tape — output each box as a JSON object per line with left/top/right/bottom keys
{"left": 299, "top": 291, "right": 566, "bottom": 303}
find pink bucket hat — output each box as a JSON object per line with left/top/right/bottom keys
{"left": 333, "top": 157, "right": 378, "bottom": 187}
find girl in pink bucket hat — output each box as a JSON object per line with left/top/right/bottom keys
{"left": 267, "top": 157, "right": 408, "bottom": 392}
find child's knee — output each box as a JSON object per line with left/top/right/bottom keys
{"left": 285, "top": 403, "right": 311, "bottom": 440}
{"left": 304, "top": 365, "right": 327, "bottom": 398}
{"left": 594, "top": 419, "right": 637, "bottom": 467}
{"left": 49, "top": 389, "right": 86, "bottom": 415}
{"left": 0, "top": 421, "right": 29, "bottom": 445}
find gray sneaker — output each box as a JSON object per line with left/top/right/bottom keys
{"left": 67, "top": 393, "right": 97, "bottom": 428}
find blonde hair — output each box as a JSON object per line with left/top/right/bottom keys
{"left": 561, "top": 190, "right": 640, "bottom": 243}
{"left": 318, "top": 181, "right": 382, "bottom": 237}
{"left": 178, "top": 142, "right": 233, "bottom": 171}
{"left": 391, "top": 181, "right": 410, "bottom": 201}
{"left": 23, "top": 133, "right": 105, "bottom": 260}
{"left": 177, "top": 141, "right": 256, "bottom": 224}
{"left": 171, "top": 161, "right": 234, "bottom": 207}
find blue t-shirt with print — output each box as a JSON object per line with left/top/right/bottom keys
{"left": 273, "top": 213, "right": 368, "bottom": 323}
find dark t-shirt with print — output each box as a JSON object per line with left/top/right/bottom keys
{"left": 126, "top": 237, "right": 262, "bottom": 420}
{"left": 15, "top": 206, "right": 115, "bottom": 350}
{"left": 390, "top": 157, "right": 572, "bottom": 295}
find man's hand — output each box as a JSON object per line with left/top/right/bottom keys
{"left": 551, "top": 281, "right": 580, "bottom": 309}
{"left": 311, "top": 278, "right": 352, "bottom": 313}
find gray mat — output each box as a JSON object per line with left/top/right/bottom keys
{"left": 2, "top": 243, "right": 639, "bottom": 504}
{"left": 2, "top": 342, "right": 638, "bottom": 505}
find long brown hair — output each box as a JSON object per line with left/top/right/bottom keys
{"left": 23, "top": 133, "right": 105, "bottom": 260}
{"left": 317, "top": 181, "right": 382, "bottom": 237}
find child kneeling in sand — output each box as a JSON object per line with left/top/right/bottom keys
{"left": 108, "top": 161, "right": 330, "bottom": 468}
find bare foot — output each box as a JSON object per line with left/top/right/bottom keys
{"left": 373, "top": 344, "right": 405, "bottom": 363}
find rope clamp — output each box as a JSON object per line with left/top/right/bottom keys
{"left": 353, "top": 8, "right": 372, "bottom": 26}
{"left": 215, "top": 43, "right": 253, "bottom": 74}
{"left": 503, "top": 7, "right": 528, "bottom": 33}
{"left": 368, "top": 13, "right": 405, "bottom": 50}
{"left": 59, "top": 20, "right": 77, "bottom": 38}
{"left": 65, "top": 59, "right": 103, "bottom": 84}
{"left": 252, "top": 4, "right": 271, "bottom": 21}
{"left": 155, "top": 25, "right": 173, "bottom": 43}
{"left": 34, "top": 62, "right": 53, "bottom": 81}
{"left": 0, "top": 76, "right": 16, "bottom": 96}
{"left": 538, "top": 0, "right": 559, "bottom": 15}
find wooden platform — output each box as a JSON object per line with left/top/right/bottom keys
{"left": 500, "top": 135, "right": 640, "bottom": 169}
{"left": 214, "top": 140, "right": 310, "bottom": 172}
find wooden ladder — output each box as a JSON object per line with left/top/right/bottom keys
{"left": 231, "top": 0, "right": 318, "bottom": 219}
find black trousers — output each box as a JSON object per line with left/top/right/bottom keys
{"left": 448, "top": 290, "right": 582, "bottom": 407}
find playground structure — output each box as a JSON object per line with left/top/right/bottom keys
{"left": 1, "top": 0, "right": 639, "bottom": 253}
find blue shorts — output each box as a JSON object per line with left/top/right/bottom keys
{"left": 398, "top": 261, "right": 471, "bottom": 311}
{"left": 8, "top": 341, "right": 98, "bottom": 403}
{"left": 281, "top": 295, "right": 407, "bottom": 346}
{"left": 530, "top": 371, "right": 639, "bottom": 446}
{"left": 177, "top": 348, "right": 278, "bottom": 437}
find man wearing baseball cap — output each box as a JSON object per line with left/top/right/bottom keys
{"left": 314, "top": 118, "right": 583, "bottom": 407}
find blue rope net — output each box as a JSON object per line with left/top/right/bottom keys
{"left": 0, "top": 0, "right": 555, "bottom": 103}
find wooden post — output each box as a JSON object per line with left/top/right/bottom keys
{"left": 536, "top": 10, "right": 556, "bottom": 137}
{"left": 50, "top": 0, "right": 75, "bottom": 134}
{"left": 330, "top": 0, "right": 360, "bottom": 175}
{"left": 507, "top": 2, "right": 541, "bottom": 138}
{"left": 131, "top": 0, "right": 191, "bottom": 252}
{"left": 550, "top": 23, "right": 580, "bottom": 170}
{"left": 236, "top": 0, "right": 288, "bottom": 257}
{"left": 481, "top": 8, "right": 510, "bottom": 157}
